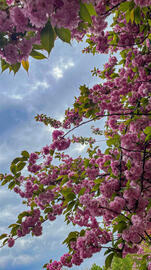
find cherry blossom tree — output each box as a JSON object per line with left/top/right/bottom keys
{"left": 0, "top": 0, "right": 151, "bottom": 270}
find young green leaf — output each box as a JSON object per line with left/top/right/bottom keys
{"left": 105, "top": 253, "right": 114, "bottom": 269}
{"left": 10, "top": 164, "right": 17, "bottom": 175}
{"left": 16, "top": 161, "right": 26, "bottom": 171}
{"left": 40, "top": 21, "right": 55, "bottom": 55}
{"left": 0, "top": 233, "right": 7, "bottom": 240}
{"left": 21, "top": 151, "right": 30, "bottom": 158}
{"left": 79, "top": 2, "right": 92, "bottom": 25}
{"left": 84, "top": 3, "right": 97, "bottom": 16}
{"left": 30, "top": 50, "right": 47, "bottom": 60}
{"left": 144, "top": 126, "right": 151, "bottom": 134}
{"left": 55, "top": 27, "right": 71, "bottom": 44}
{"left": 11, "top": 62, "right": 21, "bottom": 75}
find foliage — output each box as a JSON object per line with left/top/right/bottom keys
{"left": 91, "top": 263, "right": 104, "bottom": 270}
{"left": 111, "top": 255, "right": 133, "bottom": 270}
{"left": 90, "top": 255, "right": 134, "bottom": 270}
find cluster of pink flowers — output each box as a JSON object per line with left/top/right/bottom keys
{"left": 0, "top": 0, "right": 80, "bottom": 64}
{"left": 1, "top": 0, "right": 149, "bottom": 66}
{"left": 134, "top": 0, "right": 151, "bottom": 6}
{"left": 7, "top": 237, "right": 15, "bottom": 248}
{"left": 50, "top": 130, "right": 71, "bottom": 151}
{"left": 47, "top": 229, "right": 111, "bottom": 269}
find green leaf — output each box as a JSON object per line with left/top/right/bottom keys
{"left": 10, "top": 164, "right": 17, "bottom": 175}
{"left": 119, "top": 2, "right": 130, "bottom": 12}
{"left": 78, "top": 187, "right": 86, "bottom": 196}
{"left": 0, "top": 233, "right": 7, "bottom": 240}
{"left": 8, "top": 223, "right": 18, "bottom": 228}
{"left": 106, "top": 138, "right": 114, "bottom": 147}
{"left": 55, "top": 27, "right": 71, "bottom": 44}
{"left": 105, "top": 253, "right": 114, "bottom": 269}
{"left": 147, "top": 199, "right": 151, "bottom": 211}
{"left": 43, "top": 263, "right": 48, "bottom": 269}
{"left": 140, "top": 260, "right": 148, "bottom": 270}
{"left": 44, "top": 208, "right": 52, "bottom": 214}
{"left": 11, "top": 62, "right": 21, "bottom": 74}
{"left": 1, "top": 178, "right": 12, "bottom": 186}
{"left": 126, "top": 160, "right": 131, "bottom": 170}
{"left": 62, "top": 231, "right": 78, "bottom": 245}
{"left": 1, "top": 59, "right": 9, "bottom": 72}
{"left": 63, "top": 201, "right": 76, "bottom": 214}
{"left": 130, "top": 9, "right": 134, "bottom": 23}
{"left": 66, "top": 192, "right": 76, "bottom": 202}
{"left": 145, "top": 134, "right": 151, "bottom": 142}
{"left": 134, "top": 7, "right": 141, "bottom": 24}
{"left": 21, "top": 151, "right": 30, "bottom": 158}
{"left": 12, "top": 157, "right": 21, "bottom": 164}
{"left": 33, "top": 44, "right": 44, "bottom": 50}
{"left": 30, "top": 50, "right": 47, "bottom": 60}
{"left": 67, "top": 201, "right": 75, "bottom": 211}
{"left": 104, "top": 249, "right": 112, "bottom": 256}
{"left": 148, "top": 19, "right": 151, "bottom": 27}
{"left": 1, "top": 63, "right": 9, "bottom": 72}
{"left": 40, "top": 21, "right": 55, "bottom": 55}
{"left": 84, "top": 3, "right": 97, "bottom": 16}
{"left": 79, "top": 2, "right": 92, "bottom": 25}
{"left": 2, "top": 238, "right": 8, "bottom": 246}
{"left": 111, "top": 255, "right": 133, "bottom": 270}
{"left": 4, "top": 175, "right": 13, "bottom": 181}
{"left": 50, "top": 149, "right": 54, "bottom": 156}
{"left": 125, "top": 11, "right": 130, "bottom": 23}
{"left": 61, "top": 187, "right": 72, "bottom": 196}
{"left": 144, "top": 126, "right": 151, "bottom": 134}
{"left": 118, "top": 221, "right": 127, "bottom": 233}
{"left": 16, "top": 162, "right": 26, "bottom": 171}
{"left": 0, "top": 174, "right": 4, "bottom": 181}
{"left": 8, "top": 181, "right": 16, "bottom": 189}
{"left": 11, "top": 225, "right": 20, "bottom": 236}
{"left": 18, "top": 211, "right": 31, "bottom": 221}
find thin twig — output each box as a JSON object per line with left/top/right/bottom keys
{"left": 63, "top": 112, "right": 151, "bottom": 138}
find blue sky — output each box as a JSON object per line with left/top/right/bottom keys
{"left": 0, "top": 38, "right": 108, "bottom": 270}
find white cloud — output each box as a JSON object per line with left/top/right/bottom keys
{"left": 64, "top": 60, "right": 74, "bottom": 70}
{"left": 52, "top": 67, "right": 63, "bottom": 79}
{"left": 31, "top": 80, "right": 50, "bottom": 91}
{"left": 15, "top": 238, "right": 34, "bottom": 250}
{"left": 0, "top": 203, "right": 24, "bottom": 227}
{"left": 0, "top": 253, "right": 37, "bottom": 268}
{"left": 10, "top": 94, "right": 23, "bottom": 100}
{"left": 12, "top": 254, "right": 36, "bottom": 266}
{"left": 73, "top": 144, "right": 87, "bottom": 153}
{"left": 51, "top": 58, "right": 75, "bottom": 80}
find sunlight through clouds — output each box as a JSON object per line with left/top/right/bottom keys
{"left": 51, "top": 58, "right": 75, "bottom": 79}
{"left": 52, "top": 66, "right": 63, "bottom": 79}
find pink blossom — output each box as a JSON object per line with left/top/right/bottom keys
{"left": 8, "top": 238, "right": 15, "bottom": 247}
